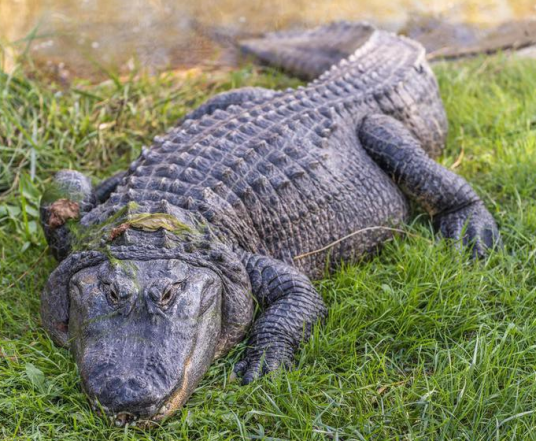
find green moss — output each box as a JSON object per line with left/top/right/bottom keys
{"left": 123, "top": 212, "right": 193, "bottom": 234}
{"left": 60, "top": 199, "right": 196, "bottom": 253}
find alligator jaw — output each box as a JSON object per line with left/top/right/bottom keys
{"left": 113, "top": 412, "right": 138, "bottom": 427}
{"left": 104, "top": 386, "right": 186, "bottom": 428}
{"left": 91, "top": 396, "right": 160, "bottom": 428}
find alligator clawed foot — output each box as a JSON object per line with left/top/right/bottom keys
{"left": 233, "top": 350, "right": 293, "bottom": 385}
{"left": 436, "top": 201, "right": 502, "bottom": 258}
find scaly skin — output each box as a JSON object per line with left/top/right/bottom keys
{"left": 39, "top": 22, "right": 500, "bottom": 425}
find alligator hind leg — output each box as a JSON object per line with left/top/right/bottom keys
{"left": 40, "top": 170, "right": 96, "bottom": 261}
{"left": 358, "top": 114, "right": 501, "bottom": 258}
{"left": 234, "top": 252, "right": 326, "bottom": 384}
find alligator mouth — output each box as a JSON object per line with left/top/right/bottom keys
{"left": 153, "top": 357, "right": 193, "bottom": 421}
{"left": 112, "top": 412, "right": 138, "bottom": 427}
{"left": 91, "top": 397, "right": 161, "bottom": 428}
{"left": 89, "top": 356, "right": 194, "bottom": 428}
{"left": 89, "top": 388, "right": 183, "bottom": 428}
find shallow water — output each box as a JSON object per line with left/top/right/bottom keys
{"left": 1, "top": 0, "right": 536, "bottom": 80}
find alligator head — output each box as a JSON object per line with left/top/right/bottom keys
{"left": 41, "top": 232, "right": 253, "bottom": 425}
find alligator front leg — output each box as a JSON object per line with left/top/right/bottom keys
{"left": 94, "top": 171, "right": 127, "bottom": 203}
{"left": 234, "top": 252, "right": 327, "bottom": 384}
{"left": 40, "top": 170, "right": 96, "bottom": 261}
{"left": 358, "top": 114, "right": 501, "bottom": 257}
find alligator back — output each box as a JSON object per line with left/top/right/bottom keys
{"left": 240, "top": 22, "right": 448, "bottom": 158}
{"left": 83, "top": 26, "right": 447, "bottom": 278}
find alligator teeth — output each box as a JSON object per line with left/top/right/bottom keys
{"left": 114, "top": 413, "right": 130, "bottom": 427}
{"left": 158, "top": 403, "right": 170, "bottom": 415}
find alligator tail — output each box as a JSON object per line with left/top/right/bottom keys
{"left": 239, "top": 21, "right": 375, "bottom": 81}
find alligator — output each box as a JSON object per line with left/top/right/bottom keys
{"left": 39, "top": 22, "right": 501, "bottom": 426}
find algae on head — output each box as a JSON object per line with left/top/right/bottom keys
{"left": 68, "top": 202, "right": 199, "bottom": 254}
{"left": 120, "top": 213, "right": 193, "bottom": 235}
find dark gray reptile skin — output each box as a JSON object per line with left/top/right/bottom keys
{"left": 39, "top": 22, "right": 500, "bottom": 425}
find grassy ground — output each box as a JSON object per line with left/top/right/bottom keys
{"left": 1, "top": 55, "right": 536, "bottom": 440}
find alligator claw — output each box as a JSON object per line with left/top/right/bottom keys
{"left": 234, "top": 349, "right": 293, "bottom": 385}
{"left": 436, "top": 201, "right": 502, "bottom": 258}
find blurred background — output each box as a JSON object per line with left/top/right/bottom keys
{"left": 1, "top": 0, "right": 536, "bottom": 81}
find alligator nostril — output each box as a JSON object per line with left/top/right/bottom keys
{"left": 126, "top": 377, "right": 147, "bottom": 390}
{"left": 93, "top": 375, "right": 162, "bottom": 416}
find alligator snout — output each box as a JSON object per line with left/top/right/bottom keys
{"left": 88, "top": 375, "right": 163, "bottom": 421}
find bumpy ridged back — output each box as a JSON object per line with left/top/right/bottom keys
{"left": 240, "top": 22, "right": 448, "bottom": 157}
{"left": 82, "top": 24, "right": 447, "bottom": 275}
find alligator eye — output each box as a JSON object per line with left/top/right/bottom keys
{"left": 102, "top": 283, "right": 120, "bottom": 306}
{"left": 161, "top": 287, "right": 173, "bottom": 306}
{"left": 108, "top": 286, "right": 119, "bottom": 305}
{"left": 160, "top": 282, "right": 184, "bottom": 307}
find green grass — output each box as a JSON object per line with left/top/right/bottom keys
{"left": 1, "top": 55, "right": 536, "bottom": 440}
